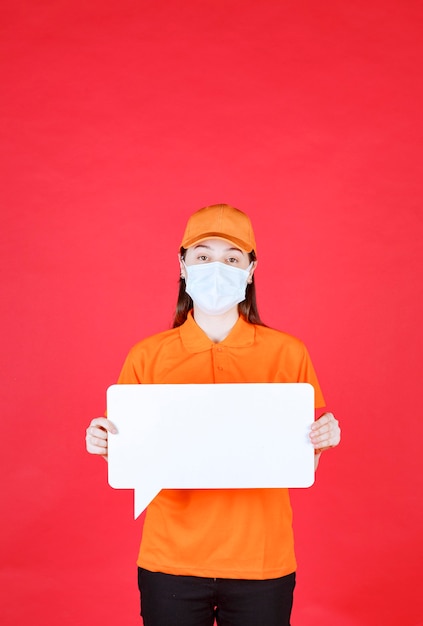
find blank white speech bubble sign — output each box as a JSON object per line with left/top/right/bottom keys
{"left": 107, "top": 383, "right": 315, "bottom": 518}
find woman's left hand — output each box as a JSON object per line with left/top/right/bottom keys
{"left": 310, "top": 412, "right": 341, "bottom": 454}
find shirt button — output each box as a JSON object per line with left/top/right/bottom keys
{"left": 217, "top": 366, "right": 223, "bottom": 371}
{"left": 217, "top": 347, "right": 223, "bottom": 352}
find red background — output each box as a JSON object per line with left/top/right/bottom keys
{"left": 1, "top": 1, "right": 422, "bottom": 624}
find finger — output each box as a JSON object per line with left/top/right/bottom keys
{"left": 85, "top": 428, "right": 108, "bottom": 453}
{"left": 87, "top": 445, "right": 108, "bottom": 457}
{"left": 310, "top": 423, "right": 331, "bottom": 437}
{"left": 311, "top": 432, "right": 341, "bottom": 450}
{"left": 89, "top": 417, "right": 118, "bottom": 434}
{"left": 86, "top": 433, "right": 108, "bottom": 448}
{"left": 310, "top": 423, "right": 332, "bottom": 440}
{"left": 311, "top": 414, "right": 339, "bottom": 439}
{"left": 310, "top": 432, "right": 331, "bottom": 446}
{"left": 85, "top": 432, "right": 107, "bottom": 454}
{"left": 87, "top": 426, "right": 109, "bottom": 440}
{"left": 86, "top": 438, "right": 108, "bottom": 454}
{"left": 311, "top": 412, "right": 334, "bottom": 430}
{"left": 310, "top": 414, "right": 340, "bottom": 448}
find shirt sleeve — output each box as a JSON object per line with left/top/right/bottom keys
{"left": 116, "top": 346, "right": 143, "bottom": 384}
{"left": 297, "top": 343, "right": 326, "bottom": 409}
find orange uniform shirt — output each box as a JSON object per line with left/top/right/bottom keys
{"left": 117, "top": 313, "right": 325, "bottom": 580}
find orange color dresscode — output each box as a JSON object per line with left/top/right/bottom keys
{"left": 117, "top": 313, "right": 325, "bottom": 580}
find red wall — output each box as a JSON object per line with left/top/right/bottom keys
{"left": 1, "top": 1, "right": 422, "bottom": 624}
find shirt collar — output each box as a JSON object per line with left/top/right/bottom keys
{"left": 179, "top": 311, "right": 256, "bottom": 353}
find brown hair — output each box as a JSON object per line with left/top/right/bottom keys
{"left": 172, "top": 249, "right": 266, "bottom": 328}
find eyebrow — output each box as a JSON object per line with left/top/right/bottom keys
{"left": 193, "top": 244, "right": 244, "bottom": 254}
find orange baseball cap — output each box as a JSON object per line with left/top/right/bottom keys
{"left": 180, "top": 203, "right": 257, "bottom": 252}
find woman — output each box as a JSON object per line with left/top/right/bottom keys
{"left": 86, "top": 203, "right": 340, "bottom": 626}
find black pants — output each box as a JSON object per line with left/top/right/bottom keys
{"left": 138, "top": 567, "right": 296, "bottom": 626}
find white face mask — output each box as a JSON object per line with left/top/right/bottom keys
{"left": 184, "top": 261, "right": 253, "bottom": 316}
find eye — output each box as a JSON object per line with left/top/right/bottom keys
{"left": 197, "top": 255, "right": 208, "bottom": 262}
{"left": 227, "top": 257, "right": 239, "bottom": 264}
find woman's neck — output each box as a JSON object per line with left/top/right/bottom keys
{"left": 193, "top": 306, "right": 239, "bottom": 343}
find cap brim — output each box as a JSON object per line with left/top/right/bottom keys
{"left": 181, "top": 233, "right": 254, "bottom": 253}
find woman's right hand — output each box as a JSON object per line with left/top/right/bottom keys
{"left": 85, "top": 417, "right": 118, "bottom": 461}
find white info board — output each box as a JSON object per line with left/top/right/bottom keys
{"left": 107, "top": 383, "right": 315, "bottom": 518}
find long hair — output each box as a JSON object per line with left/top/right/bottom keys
{"left": 172, "top": 249, "right": 265, "bottom": 328}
